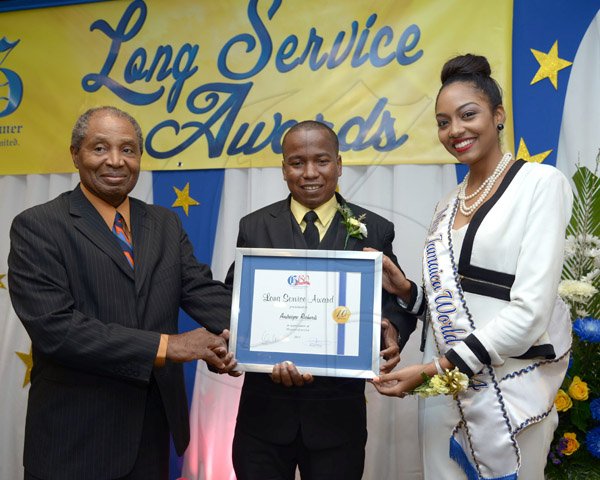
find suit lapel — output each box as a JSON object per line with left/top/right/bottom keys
{"left": 130, "top": 199, "right": 155, "bottom": 294}
{"left": 265, "top": 197, "right": 302, "bottom": 248}
{"left": 69, "top": 186, "right": 135, "bottom": 281}
{"left": 328, "top": 193, "right": 360, "bottom": 251}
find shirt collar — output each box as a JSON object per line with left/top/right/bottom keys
{"left": 79, "top": 183, "right": 132, "bottom": 235}
{"left": 290, "top": 194, "right": 338, "bottom": 229}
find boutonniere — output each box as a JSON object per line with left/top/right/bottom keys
{"left": 337, "top": 204, "right": 367, "bottom": 248}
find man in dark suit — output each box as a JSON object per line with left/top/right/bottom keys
{"left": 8, "top": 106, "right": 236, "bottom": 480}
{"left": 228, "top": 120, "right": 416, "bottom": 480}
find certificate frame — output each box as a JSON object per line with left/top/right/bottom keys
{"left": 229, "top": 248, "right": 382, "bottom": 379}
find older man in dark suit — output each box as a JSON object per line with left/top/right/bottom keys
{"left": 228, "top": 120, "right": 416, "bottom": 480}
{"left": 8, "top": 106, "right": 236, "bottom": 480}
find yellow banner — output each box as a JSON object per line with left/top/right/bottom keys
{"left": 0, "top": 0, "right": 513, "bottom": 174}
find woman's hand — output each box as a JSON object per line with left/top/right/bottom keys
{"left": 363, "top": 248, "right": 412, "bottom": 302}
{"left": 371, "top": 363, "right": 432, "bottom": 398}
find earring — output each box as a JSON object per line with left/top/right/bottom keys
{"left": 497, "top": 123, "right": 504, "bottom": 131}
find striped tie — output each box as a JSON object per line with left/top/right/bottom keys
{"left": 112, "top": 212, "right": 134, "bottom": 268}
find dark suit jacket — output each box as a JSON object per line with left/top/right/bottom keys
{"left": 8, "top": 185, "right": 231, "bottom": 480}
{"left": 226, "top": 193, "right": 416, "bottom": 450}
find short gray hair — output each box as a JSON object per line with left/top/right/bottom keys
{"left": 71, "top": 106, "right": 144, "bottom": 154}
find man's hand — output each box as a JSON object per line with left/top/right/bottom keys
{"left": 167, "top": 328, "right": 237, "bottom": 373}
{"left": 380, "top": 318, "right": 400, "bottom": 373}
{"left": 218, "top": 329, "right": 242, "bottom": 376}
{"left": 271, "top": 361, "right": 314, "bottom": 387}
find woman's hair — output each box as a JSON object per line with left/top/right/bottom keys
{"left": 438, "top": 54, "right": 503, "bottom": 109}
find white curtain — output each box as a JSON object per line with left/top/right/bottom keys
{"left": 557, "top": 10, "right": 600, "bottom": 177}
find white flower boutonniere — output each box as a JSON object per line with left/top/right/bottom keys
{"left": 337, "top": 204, "right": 367, "bottom": 249}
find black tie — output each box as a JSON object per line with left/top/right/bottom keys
{"left": 303, "top": 210, "right": 319, "bottom": 249}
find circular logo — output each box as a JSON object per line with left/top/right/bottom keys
{"left": 332, "top": 306, "right": 351, "bottom": 324}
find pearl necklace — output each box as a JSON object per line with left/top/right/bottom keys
{"left": 458, "top": 153, "right": 512, "bottom": 216}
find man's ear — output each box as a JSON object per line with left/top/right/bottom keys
{"left": 70, "top": 145, "right": 79, "bottom": 169}
{"left": 281, "top": 161, "right": 287, "bottom": 181}
{"left": 337, "top": 155, "right": 342, "bottom": 177}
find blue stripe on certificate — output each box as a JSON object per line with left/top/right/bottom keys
{"left": 337, "top": 272, "right": 346, "bottom": 356}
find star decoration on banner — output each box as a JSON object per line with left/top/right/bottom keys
{"left": 0, "top": 273, "right": 6, "bottom": 289}
{"left": 516, "top": 138, "right": 552, "bottom": 163}
{"left": 16, "top": 345, "right": 33, "bottom": 387}
{"left": 172, "top": 182, "right": 200, "bottom": 216}
{"left": 530, "top": 40, "right": 572, "bottom": 89}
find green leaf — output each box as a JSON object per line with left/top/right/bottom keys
{"left": 570, "top": 400, "right": 592, "bottom": 432}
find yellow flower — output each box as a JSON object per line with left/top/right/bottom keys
{"left": 430, "top": 375, "right": 451, "bottom": 395}
{"left": 554, "top": 389, "right": 572, "bottom": 412}
{"left": 412, "top": 367, "right": 469, "bottom": 399}
{"left": 568, "top": 376, "right": 589, "bottom": 401}
{"left": 348, "top": 217, "right": 360, "bottom": 227}
{"left": 560, "top": 432, "right": 580, "bottom": 456}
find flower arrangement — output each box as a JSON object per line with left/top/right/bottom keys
{"left": 411, "top": 367, "right": 469, "bottom": 400}
{"left": 337, "top": 204, "right": 367, "bottom": 248}
{"left": 546, "top": 154, "right": 600, "bottom": 479}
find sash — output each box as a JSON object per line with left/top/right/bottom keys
{"left": 422, "top": 197, "right": 571, "bottom": 480}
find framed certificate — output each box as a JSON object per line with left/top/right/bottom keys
{"left": 229, "top": 248, "right": 382, "bottom": 379}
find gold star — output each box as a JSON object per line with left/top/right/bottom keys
{"left": 0, "top": 273, "right": 5, "bottom": 289}
{"left": 516, "top": 138, "right": 552, "bottom": 163}
{"left": 530, "top": 40, "right": 572, "bottom": 89}
{"left": 171, "top": 182, "right": 200, "bottom": 216}
{"left": 16, "top": 345, "right": 33, "bottom": 387}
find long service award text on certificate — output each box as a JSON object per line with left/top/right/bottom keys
{"left": 229, "top": 248, "right": 382, "bottom": 378}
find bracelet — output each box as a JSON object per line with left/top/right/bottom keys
{"left": 433, "top": 356, "right": 444, "bottom": 376}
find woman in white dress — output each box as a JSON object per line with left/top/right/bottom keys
{"left": 372, "top": 54, "right": 573, "bottom": 480}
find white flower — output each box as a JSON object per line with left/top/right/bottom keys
{"left": 336, "top": 204, "right": 368, "bottom": 247}
{"left": 583, "top": 269, "right": 600, "bottom": 283}
{"left": 587, "top": 247, "right": 600, "bottom": 259}
{"left": 359, "top": 222, "right": 368, "bottom": 237}
{"left": 558, "top": 279, "right": 598, "bottom": 303}
{"left": 588, "top": 235, "right": 600, "bottom": 247}
{"left": 564, "top": 235, "right": 578, "bottom": 258}
{"left": 564, "top": 234, "right": 600, "bottom": 259}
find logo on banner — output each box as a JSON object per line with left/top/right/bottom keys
{"left": 0, "top": 36, "right": 23, "bottom": 150}
{"left": 0, "top": 37, "right": 23, "bottom": 117}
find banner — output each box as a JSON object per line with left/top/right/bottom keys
{"left": 0, "top": 0, "right": 513, "bottom": 174}
{"left": 152, "top": 169, "right": 225, "bottom": 478}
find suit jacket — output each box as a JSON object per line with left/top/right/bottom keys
{"left": 226, "top": 193, "right": 416, "bottom": 450}
{"left": 8, "top": 186, "right": 231, "bottom": 480}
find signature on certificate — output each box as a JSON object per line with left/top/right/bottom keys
{"left": 260, "top": 331, "right": 280, "bottom": 345}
